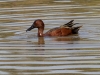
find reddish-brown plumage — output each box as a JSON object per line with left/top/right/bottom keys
{"left": 26, "top": 19, "right": 82, "bottom": 37}
{"left": 44, "top": 27, "right": 72, "bottom": 36}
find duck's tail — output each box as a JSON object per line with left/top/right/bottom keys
{"left": 72, "top": 26, "right": 82, "bottom": 34}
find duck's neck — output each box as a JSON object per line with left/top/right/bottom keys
{"left": 38, "top": 28, "right": 44, "bottom": 37}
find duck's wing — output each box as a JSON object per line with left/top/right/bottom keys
{"left": 64, "top": 20, "right": 74, "bottom": 27}
{"left": 60, "top": 20, "right": 80, "bottom": 28}
{"left": 44, "top": 27, "right": 72, "bottom": 36}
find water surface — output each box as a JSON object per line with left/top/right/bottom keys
{"left": 0, "top": 0, "right": 100, "bottom": 75}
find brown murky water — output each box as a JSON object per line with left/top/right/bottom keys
{"left": 0, "top": 0, "right": 100, "bottom": 75}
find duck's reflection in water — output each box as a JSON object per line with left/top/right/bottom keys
{"left": 37, "top": 35, "right": 81, "bottom": 44}
{"left": 54, "top": 35, "right": 81, "bottom": 44}
{"left": 34, "top": 35, "right": 80, "bottom": 55}
{"left": 34, "top": 37, "right": 45, "bottom": 53}
{"left": 38, "top": 37, "right": 45, "bottom": 45}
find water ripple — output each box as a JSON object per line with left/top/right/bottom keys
{"left": 0, "top": 0, "right": 100, "bottom": 75}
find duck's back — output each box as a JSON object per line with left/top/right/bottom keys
{"left": 44, "top": 27, "right": 72, "bottom": 36}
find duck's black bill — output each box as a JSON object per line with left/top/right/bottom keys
{"left": 26, "top": 25, "right": 35, "bottom": 32}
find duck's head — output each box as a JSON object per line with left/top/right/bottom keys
{"left": 26, "top": 19, "right": 44, "bottom": 32}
